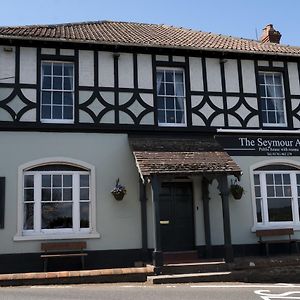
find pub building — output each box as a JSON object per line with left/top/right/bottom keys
{"left": 0, "top": 21, "right": 300, "bottom": 273}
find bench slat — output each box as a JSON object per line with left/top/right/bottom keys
{"left": 41, "top": 242, "right": 87, "bottom": 252}
{"left": 41, "top": 253, "right": 88, "bottom": 258}
{"left": 256, "top": 228, "right": 294, "bottom": 237}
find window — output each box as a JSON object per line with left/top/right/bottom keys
{"left": 253, "top": 165, "right": 300, "bottom": 228}
{"left": 258, "top": 72, "right": 287, "bottom": 127}
{"left": 41, "top": 61, "right": 74, "bottom": 123}
{"left": 156, "top": 68, "right": 186, "bottom": 126}
{"left": 16, "top": 159, "right": 98, "bottom": 240}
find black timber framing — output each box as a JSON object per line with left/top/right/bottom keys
{"left": 217, "top": 175, "right": 234, "bottom": 263}
{"left": 0, "top": 40, "right": 298, "bottom": 132}
{"left": 0, "top": 177, "right": 5, "bottom": 229}
{"left": 151, "top": 175, "right": 163, "bottom": 270}
{"left": 202, "top": 177, "right": 212, "bottom": 258}
{"left": 139, "top": 179, "right": 148, "bottom": 261}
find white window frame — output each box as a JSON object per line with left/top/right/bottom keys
{"left": 14, "top": 157, "right": 99, "bottom": 241}
{"left": 156, "top": 67, "right": 187, "bottom": 127}
{"left": 40, "top": 61, "right": 75, "bottom": 124}
{"left": 259, "top": 72, "right": 287, "bottom": 127}
{"left": 250, "top": 159, "right": 300, "bottom": 231}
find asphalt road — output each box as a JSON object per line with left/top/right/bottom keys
{"left": 1, "top": 283, "right": 300, "bottom": 300}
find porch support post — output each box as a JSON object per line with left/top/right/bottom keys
{"left": 202, "top": 177, "right": 212, "bottom": 258}
{"left": 139, "top": 178, "right": 148, "bottom": 262}
{"left": 217, "top": 175, "right": 234, "bottom": 263}
{"left": 151, "top": 175, "right": 163, "bottom": 268}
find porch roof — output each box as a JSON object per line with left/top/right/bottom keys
{"left": 128, "top": 135, "right": 241, "bottom": 180}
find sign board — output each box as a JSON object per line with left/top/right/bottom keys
{"left": 216, "top": 135, "right": 300, "bottom": 156}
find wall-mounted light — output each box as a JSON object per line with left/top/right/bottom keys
{"left": 219, "top": 58, "right": 228, "bottom": 64}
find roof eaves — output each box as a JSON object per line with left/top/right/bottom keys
{"left": 1, "top": 34, "right": 300, "bottom": 58}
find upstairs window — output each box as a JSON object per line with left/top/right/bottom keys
{"left": 259, "top": 72, "right": 287, "bottom": 127}
{"left": 156, "top": 68, "right": 186, "bottom": 126}
{"left": 41, "top": 62, "right": 74, "bottom": 123}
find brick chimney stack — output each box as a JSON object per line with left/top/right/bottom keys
{"left": 260, "top": 24, "right": 281, "bottom": 44}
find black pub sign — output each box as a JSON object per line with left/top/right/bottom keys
{"left": 216, "top": 136, "right": 300, "bottom": 156}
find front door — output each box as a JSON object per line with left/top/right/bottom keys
{"left": 159, "top": 182, "right": 195, "bottom": 251}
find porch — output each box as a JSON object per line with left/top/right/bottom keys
{"left": 129, "top": 135, "right": 242, "bottom": 268}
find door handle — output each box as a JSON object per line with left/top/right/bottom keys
{"left": 160, "top": 220, "right": 170, "bottom": 225}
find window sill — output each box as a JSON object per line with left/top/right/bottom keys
{"left": 251, "top": 224, "right": 300, "bottom": 232}
{"left": 13, "top": 232, "right": 100, "bottom": 241}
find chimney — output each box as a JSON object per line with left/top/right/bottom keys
{"left": 260, "top": 24, "right": 281, "bottom": 44}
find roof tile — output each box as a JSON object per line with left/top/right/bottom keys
{"left": 0, "top": 21, "right": 299, "bottom": 56}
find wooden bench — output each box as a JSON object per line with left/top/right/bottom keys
{"left": 256, "top": 228, "right": 299, "bottom": 256}
{"left": 41, "top": 241, "right": 87, "bottom": 272}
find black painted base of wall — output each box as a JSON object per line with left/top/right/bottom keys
{"left": 0, "top": 243, "right": 297, "bottom": 274}
{"left": 0, "top": 249, "right": 145, "bottom": 274}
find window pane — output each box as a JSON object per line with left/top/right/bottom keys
{"left": 24, "top": 189, "right": 34, "bottom": 202}
{"left": 266, "top": 174, "right": 273, "bottom": 184}
{"left": 53, "top": 105, "right": 62, "bottom": 119}
{"left": 24, "top": 175, "right": 34, "bottom": 188}
{"left": 42, "top": 202, "right": 72, "bottom": 229}
{"left": 52, "top": 189, "right": 62, "bottom": 201}
{"left": 254, "top": 174, "right": 260, "bottom": 185}
{"left": 80, "top": 188, "right": 89, "bottom": 201}
{"left": 63, "top": 188, "right": 72, "bottom": 201}
{"left": 80, "top": 203, "right": 89, "bottom": 228}
{"left": 175, "top": 71, "right": 183, "bottom": 83}
{"left": 42, "top": 175, "right": 51, "bottom": 187}
{"left": 166, "top": 83, "right": 174, "bottom": 95}
{"left": 64, "top": 64, "right": 73, "bottom": 77}
{"left": 42, "top": 91, "right": 51, "bottom": 105}
{"left": 53, "top": 77, "right": 62, "bottom": 90}
{"left": 24, "top": 203, "right": 34, "bottom": 230}
{"left": 166, "top": 110, "right": 175, "bottom": 123}
{"left": 165, "top": 71, "right": 173, "bottom": 82}
{"left": 158, "top": 110, "right": 165, "bottom": 123}
{"left": 176, "top": 111, "right": 184, "bottom": 123}
{"left": 53, "top": 175, "right": 62, "bottom": 187}
{"left": 42, "top": 76, "right": 51, "bottom": 89}
{"left": 255, "top": 186, "right": 261, "bottom": 197}
{"left": 157, "top": 97, "right": 165, "bottom": 109}
{"left": 64, "top": 92, "right": 73, "bottom": 105}
{"left": 63, "top": 106, "right": 73, "bottom": 120}
{"left": 64, "top": 77, "right": 73, "bottom": 90}
{"left": 166, "top": 99, "right": 174, "bottom": 109}
{"left": 63, "top": 175, "right": 72, "bottom": 187}
{"left": 268, "top": 197, "right": 292, "bottom": 222}
{"left": 42, "top": 63, "right": 52, "bottom": 76}
{"left": 256, "top": 198, "right": 262, "bottom": 223}
{"left": 80, "top": 175, "right": 89, "bottom": 187}
{"left": 53, "top": 92, "right": 62, "bottom": 105}
{"left": 41, "top": 105, "right": 51, "bottom": 119}
{"left": 53, "top": 63, "right": 63, "bottom": 76}
{"left": 42, "top": 188, "right": 51, "bottom": 202}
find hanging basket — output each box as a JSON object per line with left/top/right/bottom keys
{"left": 111, "top": 178, "right": 126, "bottom": 201}
{"left": 230, "top": 184, "right": 244, "bottom": 200}
{"left": 111, "top": 190, "right": 126, "bottom": 201}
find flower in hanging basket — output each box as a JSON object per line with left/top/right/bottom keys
{"left": 230, "top": 180, "right": 244, "bottom": 200}
{"left": 111, "top": 178, "right": 127, "bottom": 201}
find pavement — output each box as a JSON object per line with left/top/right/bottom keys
{"left": 0, "top": 266, "right": 154, "bottom": 286}
{"left": 1, "top": 255, "right": 300, "bottom": 286}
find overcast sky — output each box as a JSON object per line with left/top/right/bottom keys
{"left": 0, "top": 0, "right": 299, "bottom": 46}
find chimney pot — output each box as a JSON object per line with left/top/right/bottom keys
{"left": 260, "top": 24, "right": 281, "bottom": 44}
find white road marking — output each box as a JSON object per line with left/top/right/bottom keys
{"left": 30, "top": 285, "right": 73, "bottom": 289}
{"left": 255, "top": 290, "right": 300, "bottom": 299}
{"left": 190, "top": 285, "right": 300, "bottom": 289}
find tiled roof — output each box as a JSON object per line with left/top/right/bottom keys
{"left": 129, "top": 136, "right": 241, "bottom": 179}
{"left": 0, "top": 21, "right": 300, "bottom": 56}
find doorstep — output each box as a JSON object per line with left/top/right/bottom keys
{"left": 0, "top": 266, "right": 154, "bottom": 287}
